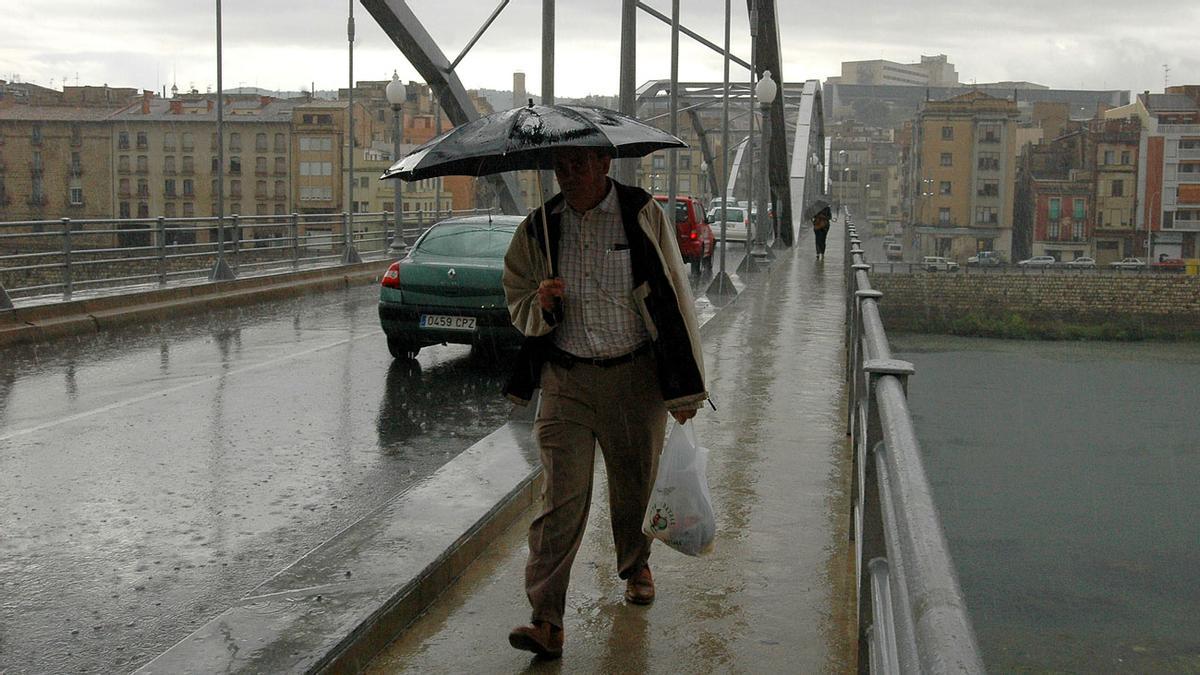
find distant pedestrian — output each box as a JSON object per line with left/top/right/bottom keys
{"left": 812, "top": 205, "right": 831, "bottom": 260}
{"left": 501, "top": 146, "right": 708, "bottom": 659}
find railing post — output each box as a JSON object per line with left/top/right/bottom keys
{"left": 156, "top": 216, "right": 168, "bottom": 285}
{"left": 291, "top": 213, "right": 300, "bottom": 270}
{"left": 230, "top": 213, "right": 241, "bottom": 265}
{"left": 61, "top": 217, "right": 73, "bottom": 301}
{"left": 340, "top": 211, "right": 362, "bottom": 264}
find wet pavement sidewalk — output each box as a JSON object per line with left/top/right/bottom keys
{"left": 368, "top": 226, "right": 857, "bottom": 673}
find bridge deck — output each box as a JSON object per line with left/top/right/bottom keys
{"left": 369, "top": 228, "right": 855, "bottom": 672}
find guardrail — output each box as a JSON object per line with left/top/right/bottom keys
{"left": 0, "top": 208, "right": 493, "bottom": 308}
{"left": 842, "top": 212, "right": 985, "bottom": 674}
{"left": 872, "top": 261, "right": 1188, "bottom": 275}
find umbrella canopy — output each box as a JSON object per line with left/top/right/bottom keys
{"left": 803, "top": 199, "right": 832, "bottom": 221}
{"left": 382, "top": 103, "right": 687, "bottom": 181}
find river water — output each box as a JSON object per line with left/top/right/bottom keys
{"left": 890, "top": 335, "right": 1200, "bottom": 673}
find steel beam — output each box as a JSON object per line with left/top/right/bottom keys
{"left": 686, "top": 109, "right": 721, "bottom": 198}
{"left": 361, "top": 0, "right": 525, "bottom": 214}
{"left": 747, "top": 0, "right": 791, "bottom": 244}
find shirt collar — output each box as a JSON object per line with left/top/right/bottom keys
{"left": 554, "top": 179, "right": 616, "bottom": 217}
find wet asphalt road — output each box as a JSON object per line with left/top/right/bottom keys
{"left": 0, "top": 244, "right": 746, "bottom": 674}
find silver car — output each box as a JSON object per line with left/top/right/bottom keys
{"left": 922, "top": 256, "right": 960, "bottom": 272}
{"left": 1018, "top": 256, "right": 1057, "bottom": 267}
{"left": 706, "top": 205, "right": 750, "bottom": 242}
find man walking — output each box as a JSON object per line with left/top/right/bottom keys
{"left": 501, "top": 147, "right": 707, "bottom": 658}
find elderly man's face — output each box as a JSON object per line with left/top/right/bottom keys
{"left": 553, "top": 148, "right": 611, "bottom": 210}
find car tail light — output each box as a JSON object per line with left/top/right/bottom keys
{"left": 689, "top": 229, "right": 698, "bottom": 240}
{"left": 381, "top": 261, "right": 401, "bottom": 289}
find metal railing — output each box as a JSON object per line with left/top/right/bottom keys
{"left": 871, "top": 261, "right": 1190, "bottom": 275}
{"left": 0, "top": 207, "right": 493, "bottom": 307}
{"left": 842, "top": 210, "right": 985, "bottom": 674}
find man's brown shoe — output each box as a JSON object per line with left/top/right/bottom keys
{"left": 624, "top": 565, "right": 655, "bottom": 605}
{"left": 508, "top": 621, "right": 563, "bottom": 658}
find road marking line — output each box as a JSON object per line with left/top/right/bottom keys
{"left": 0, "top": 332, "right": 376, "bottom": 443}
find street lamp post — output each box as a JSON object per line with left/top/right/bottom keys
{"left": 385, "top": 71, "right": 407, "bottom": 254}
{"left": 751, "top": 69, "right": 776, "bottom": 260}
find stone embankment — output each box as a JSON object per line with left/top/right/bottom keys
{"left": 873, "top": 272, "right": 1200, "bottom": 339}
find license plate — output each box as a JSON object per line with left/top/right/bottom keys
{"left": 419, "top": 314, "right": 476, "bottom": 331}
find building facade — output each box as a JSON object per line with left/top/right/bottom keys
{"left": 910, "top": 91, "right": 1019, "bottom": 261}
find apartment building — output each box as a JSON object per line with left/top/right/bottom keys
{"left": 910, "top": 91, "right": 1019, "bottom": 261}
{"left": 1105, "top": 87, "right": 1200, "bottom": 259}
{"left": 829, "top": 54, "right": 959, "bottom": 87}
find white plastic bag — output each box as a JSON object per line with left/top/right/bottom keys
{"left": 642, "top": 421, "right": 716, "bottom": 556}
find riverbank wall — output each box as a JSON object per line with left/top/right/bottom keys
{"left": 873, "top": 272, "right": 1200, "bottom": 340}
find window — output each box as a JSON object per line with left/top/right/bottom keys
{"left": 69, "top": 186, "right": 83, "bottom": 205}
{"left": 652, "top": 154, "right": 665, "bottom": 170}
{"left": 118, "top": 131, "right": 130, "bottom": 149}
{"left": 1111, "top": 180, "right": 1124, "bottom": 197}
{"left": 679, "top": 155, "right": 691, "bottom": 170}
{"left": 978, "top": 152, "right": 1000, "bottom": 171}
{"left": 70, "top": 124, "right": 82, "bottom": 146}
{"left": 164, "top": 203, "right": 176, "bottom": 218}
{"left": 136, "top": 131, "right": 148, "bottom": 149}
{"left": 1104, "top": 150, "right": 1115, "bottom": 165}
{"left": 300, "top": 186, "right": 333, "bottom": 200}
{"left": 1073, "top": 198, "right": 1085, "bottom": 221}
{"left": 119, "top": 178, "right": 131, "bottom": 196}
{"left": 229, "top": 132, "right": 241, "bottom": 151}
{"left": 274, "top": 180, "right": 286, "bottom": 198}
{"left": 164, "top": 156, "right": 176, "bottom": 174}
{"left": 940, "top": 152, "right": 952, "bottom": 166}
{"left": 136, "top": 155, "right": 148, "bottom": 173}
{"left": 230, "top": 157, "right": 241, "bottom": 174}
{"left": 679, "top": 176, "right": 691, "bottom": 193}
{"left": 299, "top": 161, "right": 332, "bottom": 176}
{"left": 70, "top": 151, "right": 82, "bottom": 175}
{"left": 164, "top": 132, "right": 176, "bottom": 151}
{"left": 256, "top": 156, "right": 268, "bottom": 175}
{"left": 165, "top": 179, "right": 176, "bottom": 196}
{"left": 255, "top": 133, "right": 267, "bottom": 152}
{"left": 31, "top": 123, "right": 43, "bottom": 145}
{"left": 1121, "top": 150, "right": 1131, "bottom": 164}
{"left": 256, "top": 202, "right": 268, "bottom": 216}
{"left": 231, "top": 179, "right": 242, "bottom": 198}
{"left": 274, "top": 157, "right": 286, "bottom": 174}
{"left": 256, "top": 180, "right": 267, "bottom": 198}
{"left": 359, "top": 176, "right": 369, "bottom": 189}
{"left": 119, "top": 202, "right": 131, "bottom": 218}
{"left": 979, "top": 124, "right": 1000, "bottom": 143}
{"left": 1049, "top": 220, "right": 1060, "bottom": 238}
{"left": 137, "top": 179, "right": 149, "bottom": 197}
{"left": 138, "top": 202, "right": 149, "bottom": 218}
{"left": 182, "top": 156, "right": 194, "bottom": 174}
{"left": 274, "top": 133, "right": 286, "bottom": 153}
{"left": 941, "top": 126, "right": 953, "bottom": 140}
{"left": 977, "top": 180, "right": 999, "bottom": 197}
{"left": 1049, "top": 198, "right": 1061, "bottom": 220}
{"left": 183, "top": 179, "right": 194, "bottom": 196}
{"left": 1073, "top": 221, "right": 1084, "bottom": 240}
{"left": 939, "top": 181, "right": 952, "bottom": 195}
{"left": 181, "top": 132, "right": 194, "bottom": 151}
{"left": 183, "top": 202, "right": 194, "bottom": 217}
{"left": 975, "top": 206, "right": 998, "bottom": 224}
{"left": 938, "top": 207, "right": 951, "bottom": 225}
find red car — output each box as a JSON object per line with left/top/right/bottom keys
{"left": 653, "top": 194, "right": 715, "bottom": 271}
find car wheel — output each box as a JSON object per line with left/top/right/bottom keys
{"left": 387, "top": 337, "right": 420, "bottom": 360}
{"left": 702, "top": 249, "right": 714, "bottom": 272}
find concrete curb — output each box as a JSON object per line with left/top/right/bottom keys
{"left": 0, "top": 261, "right": 391, "bottom": 349}
{"left": 134, "top": 255, "right": 780, "bottom": 674}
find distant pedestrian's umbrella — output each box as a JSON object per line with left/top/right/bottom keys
{"left": 804, "top": 199, "right": 832, "bottom": 221}
{"left": 381, "top": 102, "right": 686, "bottom": 181}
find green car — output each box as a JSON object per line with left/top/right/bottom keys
{"left": 378, "top": 215, "right": 525, "bottom": 359}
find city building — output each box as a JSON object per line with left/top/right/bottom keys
{"left": 828, "top": 54, "right": 959, "bottom": 88}
{"left": 909, "top": 91, "right": 1019, "bottom": 261}
{"left": 1104, "top": 86, "right": 1200, "bottom": 259}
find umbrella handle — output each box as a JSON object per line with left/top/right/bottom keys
{"left": 535, "top": 171, "right": 554, "bottom": 278}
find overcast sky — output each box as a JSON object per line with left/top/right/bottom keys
{"left": 2, "top": 0, "right": 1197, "bottom": 99}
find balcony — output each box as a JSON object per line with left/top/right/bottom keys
{"left": 1177, "top": 148, "right": 1200, "bottom": 160}
{"left": 118, "top": 165, "right": 131, "bottom": 175}
{"left": 69, "top": 164, "right": 84, "bottom": 176}
{"left": 118, "top": 140, "right": 130, "bottom": 150}
{"left": 979, "top": 136, "right": 1001, "bottom": 144}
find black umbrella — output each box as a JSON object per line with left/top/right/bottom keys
{"left": 381, "top": 102, "right": 687, "bottom": 181}
{"left": 803, "top": 199, "right": 832, "bottom": 221}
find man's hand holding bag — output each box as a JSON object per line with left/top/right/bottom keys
{"left": 641, "top": 421, "right": 716, "bottom": 557}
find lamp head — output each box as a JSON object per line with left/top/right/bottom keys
{"left": 756, "top": 70, "right": 777, "bottom": 105}
{"left": 385, "top": 70, "right": 407, "bottom": 106}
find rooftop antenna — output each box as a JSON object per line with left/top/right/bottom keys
{"left": 1163, "top": 64, "right": 1170, "bottom": 89}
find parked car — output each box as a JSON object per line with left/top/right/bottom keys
{"left": 1151, "top": 257, "right": 1185, "bottom": 272}
{"left": 1018, "top": 255, "right": 1057, "bottom": 267}
{"left": 706, "top": 205, "right": 750, "bottom": 242}
{"left": 1063, "top": 256, "right": 1096, "bottom": 268}
{"left": 885, "top": 242, "right": 904, "bottom": 260}
{"left": 967, "top": 250, "right": 1005, "bottom": 267}
{"left": 922, "top": 256, "right": 959, "bottom": 272}
{"left": 378, "top": 215, "right": 524, "bottom": 360}
{"left": 1109, "top": 257, "right": 1146, "bottom": 270}
{"left": 655, "top": 195, "right": 715, "bottom": 270}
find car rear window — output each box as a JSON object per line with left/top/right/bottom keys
{"left": 655, "top": 198, "right": 692, "bottom": 223}
{"left": 417, "top": 223, "right": 516, "bottom": 258}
